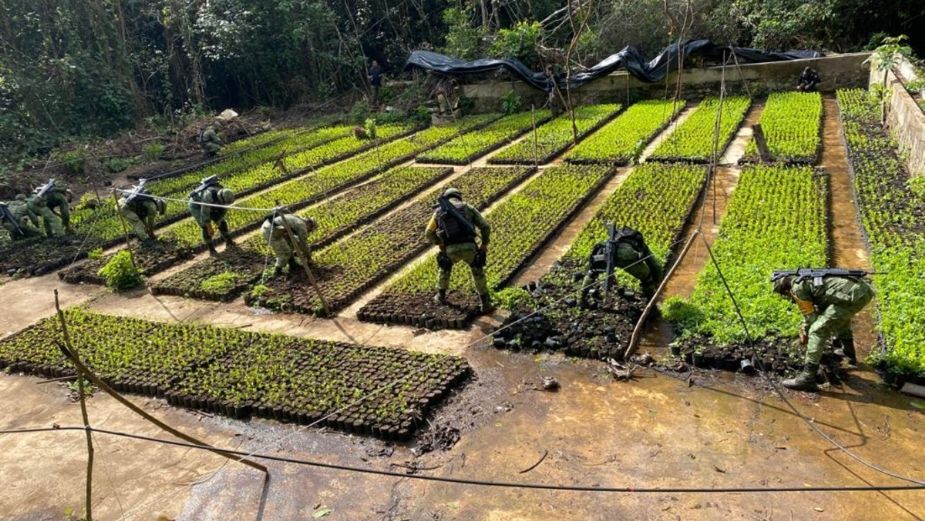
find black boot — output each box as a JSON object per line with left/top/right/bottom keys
{"left": 433, "top": 289, "right": 447, "bottom": 305}
{"left": 205, "top": 237, "right": 218, "bottom": 256}
{"left": 782, "top": 364, "right": 820, "bottom": 392}
{"left": 219, "top": 221, "right": 235, "bottom": 247}
{"left": 479, "top": 293, "right": 494, "bottom": 313}
{"left": 834, "top": 337, "right": 858, "bottom": 366}
{"left": 272, "top": 265, "right": 283, "bottom": 278}
{"left": 288, "top": 257, "right": 301, "bottom": 274}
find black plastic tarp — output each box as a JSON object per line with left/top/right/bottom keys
{"left": 404, "top": 39, "right": 823, "bottom": 91}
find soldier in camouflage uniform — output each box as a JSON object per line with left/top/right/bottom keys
{"left": 261, "top": 212, "right": 316, "bottom": 276}
{"left": 38, "top": 179, "right": 73, "bottom": 233}
{"left": 200, "top": 124, "right": 222, "bottom": 158}
{"left": 27, "top": 179, "right": 72, "bottom": 237}
{"left": 424, "top": 187, "right": 493, "bottom": 313}
{"left": 773, "top": 273, "right": 874, "bottom": 391}
{"left": 579, "top": 227, "right": 663, "bottom": 306}
{"left": 118, "top": 190, "right": 166, "bottom": 245}
{"left": 1, "top": 195, "right": 43, "bottom": 240}
{"left": 189, "top": 180, "right": 235, "bottom": 255}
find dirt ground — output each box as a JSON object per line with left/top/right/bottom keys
{"left": 1, "top": 97, "right": 923, "bottom": 521}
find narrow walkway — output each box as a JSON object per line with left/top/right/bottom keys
{"left": 637, "top": 102, "right": 764, "bottom": 353}
{"left": 820, "top": 96, "right": 878, "bottom": 356}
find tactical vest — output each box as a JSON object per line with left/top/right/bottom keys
{"left": 437, "top": 202, "right": 476, "bottom": 245}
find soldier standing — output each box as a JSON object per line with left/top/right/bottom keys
{"left": 772, "top": 271, "right": 874, "bottom": 391}
{"left": 424, "top": 187, "right": 493, "bottom": 313}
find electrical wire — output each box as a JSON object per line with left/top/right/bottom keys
{"left": 2, "top": 426, "right": 922, "bottom": 495}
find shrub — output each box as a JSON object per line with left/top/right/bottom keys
{"left": 493, "top": 287, "right": 534, "bottom": 311}
{"left": 200, "top": 271, "right": 240, "bottom": 293}
{"left": 501, "top": 91, "right": 522, "bottom": 115}
{"left": 97, "top": 250, "right": 143, "bottom": 291}
{"left": 142, "top": 143, "right": 166, "bottom": 161}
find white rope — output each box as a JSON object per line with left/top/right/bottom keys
{"left": 113, "top": 188, "right": 278, "bottom": 214}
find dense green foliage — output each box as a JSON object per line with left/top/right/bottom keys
{"left": 664, "top": 165, "right": 828, "bottom": 344}
{"left": 0, "top": 308, "right": 468, "bottom": 438}
{"left": 565, "top": 100, "right": 685, "bottom": 164}
{"left": 97, "top": 250, "right": 143, "bottom": 291}
{"left": 837, "top": 88, "right": 925, "bottom": 378}
{"left": 3, "top": 0, "right": 922, "bottom": 163}
{"left": 490, "top": 104, "right": 621, "bottom": 164}
{"left": 650, "top": 96, "right": 751, "bottom": 162}
{"left": 745, "top": 91, "right": 822, "bottom": 163}
{"left": 387, "top": 165, "right": 612, "bottom": 295}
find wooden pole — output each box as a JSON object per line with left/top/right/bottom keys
{"left": 278, "top": 214, "right": 331, "bottom": 317}
{"left": 623, "top": 230, "right": 699, "bottom": 360}
{"left": 50, "top": 321, "right": 268, "bottom": 474}
{"left": 55, "top": 291, "right": 93, "bottom": 521}
{"left": 752, "top": 124, "right": 772, "bottom": 163}
{"left": 531, "top": 105, "right": 539, "bottom": 167}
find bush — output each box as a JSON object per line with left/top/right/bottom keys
{"left": 493, "top": 287, "right": 534, "bottom": 311}
{"left": 200, "top": 271, "right": 240, "bottom": 293}
{"left": 501, "top": 91, "right": 522, "bottom": 115}
{"left": 143, "top": 143, "right": 166, "bottom": 161}
{"left": 350, "top": 100, "right": 371, "bottom": 124}
{"left": 55, "top": 149, "right": 86, "bottom": 176}
{"left": 104, "top": 157, "right": 135, "bottom": 173}
{"left": 97, "top": 250, "right": 143, "bottom": 291}
{"left": 363, "top": 118, "right": 378, "bottom": 139}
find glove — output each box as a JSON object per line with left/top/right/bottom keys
{"left": 799, "top": 324, "right": 808, "bottom": 346}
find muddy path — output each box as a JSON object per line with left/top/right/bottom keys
{"left": 820, "top": 96, "right": 878, "bottom": 358}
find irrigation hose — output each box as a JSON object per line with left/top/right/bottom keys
{"left": 1, "top": 426, "right": 923, "bottom": 495}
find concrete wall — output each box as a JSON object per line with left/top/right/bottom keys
{"left": 870, "top": 55, "right": 925, "bottom": 179}
{"left": 462, "top": 53, "right": 871, "bottom": 110}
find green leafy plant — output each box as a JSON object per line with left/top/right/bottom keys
{"left": 87, "top": 247, "right": 103, "bottom": 260}
{"left": 419, "top": 110, "right": 549, "bottom": 164}
{"left": 837, "top": 88, "right": 925, "bottom": 379}
{"left": 493, "top": 287, "right": 534, "bottom": 311}
{"left": 361, "top": 165, "right": 612, "bottom": 327}
{"left": 200, "top": 271, "right": 240, "bottom": 293}
{"left": 97, "top": 250, "right": 143, "bottom": 290}
{"left": 363, "top": 118, "right": 378, "bottom": 140}
{"left": 665, "top": 165, "right": 827, "bottom": 344}
{"left": 142, "top": 142, "right": 165, "bottom": 161}
{"left": 501, "top": 91, "right": 523, "bottom": 115}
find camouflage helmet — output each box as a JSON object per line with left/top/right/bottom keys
{"left": 442, "top": 187, "right": 462, "bottom": 200}
{"left": 216, "top": 188, "right": 235, "bottom": 205}
{"left": 772, "top": 274, "right": 794, "bottom": 295}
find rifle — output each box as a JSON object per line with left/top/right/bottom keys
{"left": 437, "top": 196, "right": 476, "bottom": 237}
{"left": 771, "top": 268, "right": 880, "bottom": 288}
{"left": 34, "top": 178, "right": 56, "bottom": 199}
{"left": 591, "top": 222, "right": 643, "bottom": 293}
{"left": 122, "top": 178, "right": 150, "bottom": 206}
{"left": 0, "top": 202, "right": 23, "bottom": 236}
{"left": 190, "top": 175, "right": 220, "bottom": 198}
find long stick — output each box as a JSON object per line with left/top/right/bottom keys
{"left": 623, "top": 230, "right": 699, "bottom": 360}
{"left": 51, "top": 331, "right": 268, "bottom": 474}
{"left": 278, "top": 215, "right": 331, "bottom": 316}
{"left": 531, "top": 104, "right": 539, "bottom": 167}
{"left": 55, "top": 291, "right": 93, "bottom": 521}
